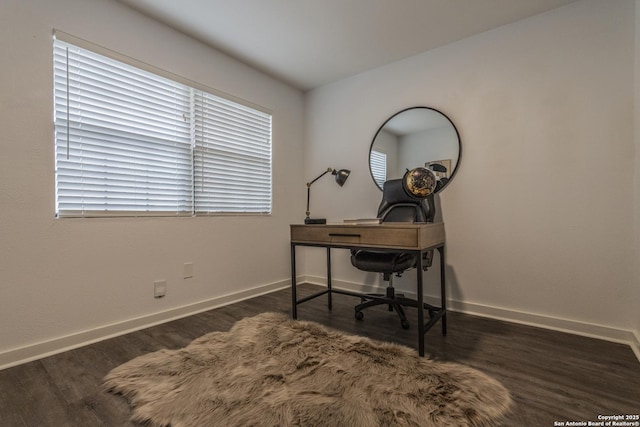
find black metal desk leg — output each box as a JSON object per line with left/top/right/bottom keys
{"left": 438, "top": 245, "right": 447, "bottom": 335}
{"left": 416, "top": 251, "right": 425, "bottom": 357}
{"left": 291, "top": 243, "right": 297, "bottom": 319}
{"left": 326, "top": 247, "right": 333, "bottom": 310}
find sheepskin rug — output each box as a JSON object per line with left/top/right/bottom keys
{"left": 104, "top": 312, "right": 512, "bottom": 426}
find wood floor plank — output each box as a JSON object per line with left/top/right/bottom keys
{"left": 0, "top": 360, "right": 70, "bottom": 426}
{"left": 0, "top": 283, "right": 638, "bottom": 426}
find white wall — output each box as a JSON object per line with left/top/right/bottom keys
{"left": 305, "top": 0, "right": 638, "bottom": 344}
{"left": 0, "top": 0, "right": 304, "bottom": 368}
{"left": 399, "top": 126, "right": 459, "bottom": 173}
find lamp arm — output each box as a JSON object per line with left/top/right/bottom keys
{"left": 307, "top": 167, "right": 333, "bottom": 187}
{"left": 305, "top": 167, "right": 333, "bottom": 218}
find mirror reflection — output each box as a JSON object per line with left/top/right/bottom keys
{"left": 369, "top": 107, "right": 461, "bottom": 192}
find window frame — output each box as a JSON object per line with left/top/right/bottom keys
{"left": 53, "top": 31, "right": 272, "bottom": 218}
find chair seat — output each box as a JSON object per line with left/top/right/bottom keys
{"left": 351, "top": 251, "right": 416, "bottom": 273}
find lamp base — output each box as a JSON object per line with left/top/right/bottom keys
{"left": 304, "top": 218, "right": 327, "bottom": 225}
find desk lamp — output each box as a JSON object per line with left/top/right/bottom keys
{"left": 429, "top": 163, "right": 448, "bottom": 192}
{"left": 305, "top": 167, "right": 350, "bottom": 224}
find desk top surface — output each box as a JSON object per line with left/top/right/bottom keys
{"left": 290, "top": 222, "right": 445, "bottom": 250}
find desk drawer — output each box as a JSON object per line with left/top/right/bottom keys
{"left": 290, "top": 223, "right": 444, "bottom": 250}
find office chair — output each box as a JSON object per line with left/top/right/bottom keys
{"left": 351, "top": 178, "right": 439, "bottom": 329}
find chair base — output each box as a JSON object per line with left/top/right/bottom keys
{"left": 354, "top": 285, "right": 442, "bottom": 330}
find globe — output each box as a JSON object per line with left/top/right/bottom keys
{"left": 402, "top": 167, "right": 437, "bottom": 198}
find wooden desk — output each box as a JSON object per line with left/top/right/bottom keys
{"left": 290, "top": 222, "right": 446, "bottom": 356}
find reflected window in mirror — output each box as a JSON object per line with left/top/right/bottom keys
{"left": 370, "top": 150, "right": 387, "bottom": 188}
{"left": 369, "top": 107, "right": 461, "bottom": 193}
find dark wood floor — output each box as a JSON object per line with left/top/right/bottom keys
{"left": 1, "top": 284, "right": 638, "bottom": 426}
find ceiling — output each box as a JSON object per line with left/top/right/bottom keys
{"left": 117, "top": 0, "right": 577, "bottom": 91}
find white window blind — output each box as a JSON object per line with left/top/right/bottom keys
{"left": 53, "top": 36, "right": 272, "bottom": 218}
{"left": 370, "top": 150, "right": 387, "bottom": 188}
{"left": 194, "top": 92, "right": 272, "bottom": 214}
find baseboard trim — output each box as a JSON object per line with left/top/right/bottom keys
{"left": 631, "top": 331, "right": 640, "bottom": 362}
{"left": 0, "top": 280, "right": 290, "bottom": 371}
{"left": 447, "top": 298, "right": 637, "bottom": 345}
{"left": 303, "top": 275, "right": 640, "bottom": 361}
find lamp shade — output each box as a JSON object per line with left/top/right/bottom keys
{"left": 333, "top": 169, "right": 350, "bottom": 186}
{"left": 429, "top": 163, "right": 447, "bottom": 173}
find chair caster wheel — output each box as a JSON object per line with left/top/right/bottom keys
{"left": 355, "top": 311, "right": 364, "bottom": 321}
{"left": 401, "top": 320, "right": 410, "bottom": 330}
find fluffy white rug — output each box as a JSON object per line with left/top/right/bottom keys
{"left": 104, "top": 312, "right": 512, "bottom": 426}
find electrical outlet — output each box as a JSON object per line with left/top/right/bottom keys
{"left": 183, "top": 262, "right": 194, "bottom": 279}
{"left": 154, "top": 280, "right": 167, "bottom": 298}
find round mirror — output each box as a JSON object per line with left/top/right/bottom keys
{"left": 369, "top": 107, "right": 461, "bottom": 192}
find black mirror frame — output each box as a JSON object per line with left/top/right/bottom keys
{"left": 368, "top": 106, "right": 461, "bottom": 193}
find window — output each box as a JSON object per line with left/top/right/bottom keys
{"left": 53, "top": 35, "right": 272, "bottom": 218}
{"left": 370, "top": 150, "right": 387, "bottom": 188}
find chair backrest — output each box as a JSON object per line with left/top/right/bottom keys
{"left": 377, "top": 179, "right": 435, "bottom": 223}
